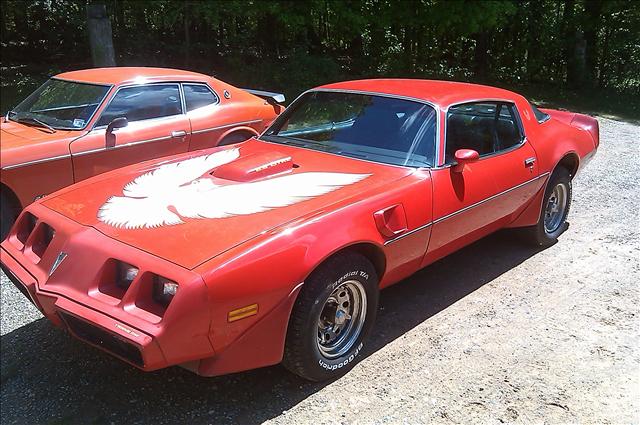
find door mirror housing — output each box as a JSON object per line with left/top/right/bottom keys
{"left": 105, "top": 117, "right": 128, "bottom": 148}
{"left": 452, "top": 149, "right": 479, "bottom": 173}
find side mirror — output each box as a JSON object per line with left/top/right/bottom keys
{"left": 452, "top": 149, "right": 479, "bottom": 173}
{"left": 105, "top": 117, "right": 128, "bottom": 148}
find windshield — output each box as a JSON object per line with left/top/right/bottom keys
{"left": 9, "top": 78, "right": 111, "bottom": 130}
{"left": 263, "top": 91, "right": 437, "bottom": 167}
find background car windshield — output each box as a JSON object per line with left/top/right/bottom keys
{"left": 10, "top": 78, "right": 110, "bottom": 129}
{"left": 264, "top": 91, "right": 437, "bottom": 167}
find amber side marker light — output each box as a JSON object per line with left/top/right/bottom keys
{"left": 227, "top": 304, "right": 259, "bottom": 322}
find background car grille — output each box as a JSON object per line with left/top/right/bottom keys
{"left": 59, "top": 312, "right": 144, "bottom": 367}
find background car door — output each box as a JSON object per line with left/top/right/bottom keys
{"left": 70, "top": 83, "right": 190, "bottom": 182}
{"left": 423, "top": 102, "right": 539, "bottom": 266}
{"left": 183, "top": 83, "right": 260, "bottom": 151}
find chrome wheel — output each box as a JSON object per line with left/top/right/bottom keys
{"left": 544, "top": 183, "right": 568, "bottom": 234}
{"left": 317, "top": 280, "right": 367, "bottom": 359}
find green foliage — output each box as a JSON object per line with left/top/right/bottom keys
{"left": 0, "top": 0, "right": 638, "bottom": 117}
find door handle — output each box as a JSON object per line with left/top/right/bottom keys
{"left": 524, "top": 157, "right": 536, "bottom": 167}
{"left": 171, "top": 130, "right": 187, "bottom": 138}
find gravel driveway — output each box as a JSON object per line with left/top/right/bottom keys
{"left": 1, "top": 117, "right": 639, "bottom": 424}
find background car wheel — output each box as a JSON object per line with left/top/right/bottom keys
{"left": 0, "top": 191, "right": 21, "bottom": 241}
{"left": 218, "top": 131, "right": 254, "bottom": 146}
{"left": 283, "top": 251, "right": 379, "bottom": 382}
{"left": 524, "top": 167, "right": 572, "bottom": 246}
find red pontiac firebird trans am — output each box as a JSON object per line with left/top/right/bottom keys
{"left": 0, "top": 79, "right": 598, "bottom": 381}
{"left": 0, "top": 67, "right": 284, "bottom": 239}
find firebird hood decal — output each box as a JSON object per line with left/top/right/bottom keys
{"left": 97, "top": 148, "right": 369, "bottom": 229}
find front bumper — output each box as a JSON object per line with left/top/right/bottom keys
{"left": 2, "top": 245, "right": 186, "bottom": 370}
{"left": 0, "top": 204, "right": 214, "bottom": 372}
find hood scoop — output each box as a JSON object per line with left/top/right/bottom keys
{"left": 212, "top": 151, "right": 295, "bottom": 182}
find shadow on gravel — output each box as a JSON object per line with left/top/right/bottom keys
{"left": 0, "top": 230, "right": 545, "bottom": 425}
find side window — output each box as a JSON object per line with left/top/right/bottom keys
{"left": 96, "top": 84, "right": 182, "bottom": 127}
{"left": 496, "top": 103, "right": 523, "bottom": 150}
{"left": 445, "top": 103, "right": 497, "bottom": 162}
{"left": 529, "top": 102, "right": 550, "bottom": 123}
{"left": 183, "top": 84, "right": 219, "bottom": 112}
{"left": 445, "top": 102, "right": 523, "bottom": 163}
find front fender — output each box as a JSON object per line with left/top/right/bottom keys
{"left": 191, "top": 173, "right": 432, "bottom": 374}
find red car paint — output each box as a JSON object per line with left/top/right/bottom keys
{"left": 1, "top": 67, "right": 282, "bottom": 215}
{"left": 0, "top": 79, "right": 597, "bottom": 376}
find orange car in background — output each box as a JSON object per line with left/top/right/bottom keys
{"left": 0, "top": 67, "right": 284, "bottom": 238}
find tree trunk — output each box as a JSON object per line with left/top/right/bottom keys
{"left": 86, "top": 4, "right": 116, "bottom": 67}
{"left": 473, "top": 31, "right": 489, "bottom": 82}
{"left": 583, "top": 0, "right": 603, "bottom": 87}
{"left": 184, "top": 1, "right": 190, "bottom": 68}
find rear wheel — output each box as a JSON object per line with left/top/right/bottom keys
{"left": 283, "top": 252, "right": 379, "bottom": 381}
{"left": 218, "top": 132, "right": 254, "bottom": 146}
{"left": 523, "top": 168, "right": 572, "bottom": 246}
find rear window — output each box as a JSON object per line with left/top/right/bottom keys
{"left": 183, "top": 84, "right": 219, "bottom": 112}
{"left": 530, "top": 103, "right": 550, "bottom": 123}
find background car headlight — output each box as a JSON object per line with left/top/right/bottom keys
{"left": 116, "top": 262, "right": 138, "bottom": 289}
{"left": 153, "top": 276, "right": 178, "bottom": 307}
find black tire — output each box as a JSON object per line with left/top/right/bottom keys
{"left": 282, "top": 251, "right": 379, "bottom": 381}
{"left": 218, "top": 132, "right": 253, "bottom": 146}
{"left": 523, "top": 167, "right": 572, "bottom": 246}
{"left": 1, "top": 191, "right": 21, "bottom": 241}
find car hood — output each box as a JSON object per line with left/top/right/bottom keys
{"left": 0, "top": 120, "right": 78, "bottom": 147}
{"left": 42, "top": 139, "right": 412, "bottom": 269}
{"left": 1, "top": 120, "right": 82, "bottom": 168}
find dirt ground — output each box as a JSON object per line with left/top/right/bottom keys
{"left": 1, "top": 117, "right": 639, "bottom": 424}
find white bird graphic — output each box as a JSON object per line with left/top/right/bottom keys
{"left": 97, "top": 148, "right": 369, "bottom": 229}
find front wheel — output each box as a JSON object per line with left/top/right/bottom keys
{"left": 524, "top": 168, "right": 572, "bottom": 246}
{"left": 283, "top": 252, "right": 379, "bottom": 381}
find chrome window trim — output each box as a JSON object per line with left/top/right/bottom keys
{"left": 383, "top": 172, "right": 550, "bottom": 245}
{"left": 8, "top": 77, "right": 114, "bottom": 131}
{"left": 91, "top": 82, "right": 185, "bottom": 130}
{"left": 182, "top": 82, "right": 221, "bottom": 113}
{"left": 440, "top": 99, "right": 528, "bottom": 167}
{"left": 261, "top": 88, "right": 440, "bottom": 170}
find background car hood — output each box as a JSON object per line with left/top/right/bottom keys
{"left": 0, "top": 120, "right": 77, "bottom": 147}
{"left": 42, "top": 139, "right": 412, "bottom": 269}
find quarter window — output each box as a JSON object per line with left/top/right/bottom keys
{"left": 183, "top": 84, "right": 218, "bottom": 112}
{"left": 445, "top": 102, "right": 523, "bottom": 163}
{"left": 96, "top": 84, "right": 182, "bottom": 127}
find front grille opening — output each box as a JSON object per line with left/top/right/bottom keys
{"left": 133, "top": 273, "right": 167, "bottom": 318}
{"left": 28, "top": 222, "right": 55, "bottom": 259}
{"left": 60, "top": 312, "right": 144, "bottom": 367}
{"left": 14, "top": 212, "right": 37, "bottom": 247}
{"left": 97, "top": 259, "right": 126, "bottom": 299}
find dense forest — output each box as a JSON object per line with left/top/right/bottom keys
{"left": 1, "top": 0, "right": 639, "bottom": 117}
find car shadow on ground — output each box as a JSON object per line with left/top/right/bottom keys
{"left": 0, "top": 230, "right": 546, "bottom": 425}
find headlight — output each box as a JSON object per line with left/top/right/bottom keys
{"left": 153, "top": 276, "right": 178, "bottom": 307}
{"left": 116, "top": 262, "right": 138, "bottom": 289}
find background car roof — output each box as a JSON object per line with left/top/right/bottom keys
{"left": 55, "top": 67, "right": 211, "bottom": 86}
{"left": 316, "top": 79, "right": 524, "bottom": 109}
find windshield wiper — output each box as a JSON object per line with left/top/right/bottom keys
{"left": 15, "top": 116, "right": 56, "bottom": 133}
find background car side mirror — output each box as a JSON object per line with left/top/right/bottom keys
{"left": 105, "top": 117, "right": 128, "bottom": 148}
{"left": 452, "top": 149, "right": 479, "bottom": 173}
